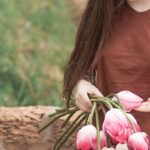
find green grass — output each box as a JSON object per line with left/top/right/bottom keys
{"left": 0, "top": 0, "right": 77, "bottom": 106}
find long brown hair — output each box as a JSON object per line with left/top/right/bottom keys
{"left": 62, "top": 0, "right": 125, "bottom": 108}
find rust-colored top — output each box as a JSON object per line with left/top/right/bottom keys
{"left": 94, "top": 3, "right": 150, "bottom": 134}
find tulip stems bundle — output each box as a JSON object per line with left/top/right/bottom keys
{"left": 87, "top": 102, "right": 96, "bottom": 124}
{"left": 39, "top": 106, "right": 79, "bottom": 133}
{"left": 39, "top": 106, "right": 88, "bottom": 150}
{"left": 90, "top": 96, "right": 137, "bottom": 133}
{"left": 39, "top": 94, "right": 137, "bottom": 150}
{"left": 87, "top": 101, "right": 101, "bottom": 149}
{"left": 54, "top": 114, "right": 86, "bottom": 150}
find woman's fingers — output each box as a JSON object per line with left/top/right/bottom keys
{"left": 88, "top": 86, "right": 103, "bottom": 97}
{"left": 134, "top": 101, "right": 150, "bottom": 112}
{"left": 75, "top": 102, "right": 90, "bottom": 112}
{"left": 75, "top": 91, "right": 93, "bottom": 112}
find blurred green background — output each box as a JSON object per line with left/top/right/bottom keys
{"left": 0, "top": 0, "right": 84, "bottom": 106}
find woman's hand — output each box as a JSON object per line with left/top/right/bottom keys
{"left": 134, "top": 98, "right": 150, "bottom": 112}
{"left": 75, "top": 79, "right": 103, "bottom": 112}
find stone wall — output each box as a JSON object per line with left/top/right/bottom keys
{"left": 0, "top": 106, "right": 78, "bottom": 150}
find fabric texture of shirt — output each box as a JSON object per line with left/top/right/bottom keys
{"left": 93, "top": 2, "right": 150, "bottom": 134}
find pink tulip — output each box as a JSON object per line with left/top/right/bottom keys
{"left": 102, "top": 109, "right": 140, "bottom": 144}
{"left": 124, "top": 113, "right": 141, "bottom": 141}
{"left": 76, "top": 125, "right": 108, "bottom": 150}
{"left": 128, "top": 132, "right": 150, "bottom": 150}
{"left": 113, "top": 91, "right": 143, "bottom": 112}
{"left": 102, "top": 109, "right": 128, "bottom": 143}
{"left": 76, "top": 125, "right": 98, "bottom": 150}
{"left": 116, "top": 143, "right": 128, "bottom": 150}
{"left": 127, "top": 113, "right": 141, "bottom": 131}
{"left": 102, "top": 147, "right": 115, "bottom": 150}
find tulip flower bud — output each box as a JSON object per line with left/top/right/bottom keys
{"left": 116, "top": 143, "right": 128, "bottom": 150}
{"left": 76, "top": 125, "right": 108, "bottom": 150}
{"left": 102, "top": 109, "right": 128, "bottom": 143}
{"left": 128, "top": 132, "right": 150, "bottom": 150}
{"left": 76, "top": 125, "right": 98, "bottom": 150}
{"left": 113, "top": 91, "right": 143, "bottom": 112}
{"left": 102, "top": 109, "right": 140, "bottom": 144}
{"left": 126, "top": 113, "right": 141, "bottom": 132}
{"left": 123, "top": 113, "right": 141, "bottom": 141}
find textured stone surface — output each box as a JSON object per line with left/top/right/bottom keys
{"left": 0, "top": 106, "right": 80, "bottom": 150}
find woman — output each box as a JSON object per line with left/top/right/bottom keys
{"left": 62, "top": 0, "right": 150, "bottom": 135}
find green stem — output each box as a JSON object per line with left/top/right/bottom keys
{"left": 50, "top": 107, "right": 78, "bottom": 117}
{"left": 122, "top": 110, "right": 137, "bottom": 133}
{"left": 91, "top": 98, "right": 113, "bottom": 110}
{"left": 107, "top": 94, "right": 121, "bottom": 104}
{"left": 99, "top": 103, "right": 107, "bottom": 115}
{"left": 61, "top": 111, "right": 75, "bottom": 129}
{"left": 53, "top": 112, "right": 86, "bottom": 150}
{"left": 54, "top": 114, "right": 86, "bottom": 150}
{"left": 39, "top": 109, "right": 77, "bottom": 133}
{"left": 55, "top": 106, "right": 77, "bottom": 112}
{"left": 55, "top": 108, "right": 67, "bottom": 113}
{"left": 95, "top": 103, "right": 101, "bottom": 150}
{"left": 107, "top": 134, "right": 112, "bottom": 148}
{"left": 105, "top": 98, "right": 121, "bottom": 109}
{"left": 98, "top": 97, "right": 113, "bottom": 109}
{"left": 106, "top": 93, "right": 117, "bottom": 98}
{"left": 88, "top": 94, "right": 103, "bottom": 100}
{"left": 87, "top": 102, "right": 97, "bottom": 124}
{"left": 85, "top": 113, "right": 90, "bottom": 125}
{"left": 89, "top": 94, "right": 114, "bottom": 109}
{"left": 48, "top": 110, "right": 66, "bottom": 118}
{"left": 112, "top": 95, "right": 120, "bottom": 104}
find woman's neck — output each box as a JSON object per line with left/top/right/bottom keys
{"left": 127, "top": 0, "right": 150, "bottom": 12}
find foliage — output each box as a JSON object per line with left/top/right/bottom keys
{"left": 0, "top": 0, "right": 76, "bottom": 106}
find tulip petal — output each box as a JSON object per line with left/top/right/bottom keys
{"left": 114, "top": 91, "right": 144, "bottom": 112}
{"left": 103, "top": 109, "right": 128, "bottom": 143}
{"left": 76, "top": 125, "right": 98, "bottom": 150}
{"left": 128, "top": 132, "right": 150, "bottom": 150}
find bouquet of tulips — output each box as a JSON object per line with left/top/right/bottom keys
{"left": 39, "top": 91, "right": 150, "bottom": 150}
